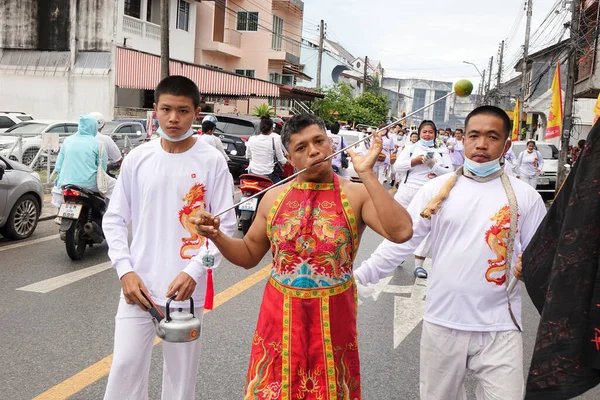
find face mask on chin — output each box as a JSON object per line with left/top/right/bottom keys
{"left": 419, "top": 139, "right": 434, "bottom": 147}
{"left": 463, "top": 157, "right": 502, "bottom": 177}
{"left": 157, "top": 127, "right": 194, "bottom": 142}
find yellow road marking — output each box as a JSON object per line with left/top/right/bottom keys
{"left": 33, "top": 265, "right": 271, "bottom": 400}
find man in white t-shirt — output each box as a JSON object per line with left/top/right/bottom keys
{"left": 198, "top": 115, "right": 230, "bottom": 162}
{"left": 89, "top": 112, "right": 123, "bottom": 165}
{"left": 102, "top": 76, "right": 236, "bottom": 400}
{"left": 354, "top": 106, "right": 547, "bottom": 400}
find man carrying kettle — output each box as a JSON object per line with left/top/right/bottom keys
{"left": 102, "top": 76, "right": 236, "bottom": 400}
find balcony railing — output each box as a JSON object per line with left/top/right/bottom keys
{"left": 272, "top": 0, "right": 304, "bottom": 14}
{"left": 271, "top": 36, "right": 300, "bottom": 57}
{"left": 224, "top": 29, "right": 241, "bottom": 48}
{"left": 122, "top": 15, "right": 161, "bottom": 41}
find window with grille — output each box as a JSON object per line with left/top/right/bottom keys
{"left": 433, "top": 91, "right": 447, "bottom": 121}
{"left": 412, "top": 89, "right": 427, "bottom": 118}
{"left": 237, "top": 11, "right": 259, "bottom": 31}
{"left": 272, "top": 16, "right": 284, "bottom": 50}
{"left": 124, "top": 0, "right": 141, "bottom": 19}
{"left": 177, "top": 0, "right": 190, "bottom": 31}
{"left": 234, "top": 69, "right": 256, "bottom": 78}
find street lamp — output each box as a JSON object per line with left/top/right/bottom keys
{"left": 463, "top": 61, "right": 486, "bottom": 104}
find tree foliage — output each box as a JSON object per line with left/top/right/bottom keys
{"left": 311, "top": 81, "right": 389, "bottom": 126}
{"left": 252, "top": 104, "right": 276, "bottom": 117}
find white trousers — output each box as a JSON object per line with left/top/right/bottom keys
{"left": 519, "top": 175, "right": 538, "bottom": 188}
{"left": 394, "top": 186, "right": 431, "bottom": 258}
{"left": 374, "top": 164, "right": 389, "bottom": 183}
{"left": 104, "top": 298, "right": 204, "bottom": 400}
{"left": 420, "top": 322, "right": 523, "bottom": 400}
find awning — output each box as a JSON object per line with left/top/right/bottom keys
{"left": 115, "top": 47, "right": 279, "bottom": 98}
{"left": 283, "top": 64, "right": 312, "bottom": 81}
{"left": 279, "top": 85, "right": 325, "bottom": 101}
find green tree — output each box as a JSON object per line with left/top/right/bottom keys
{"left": 352, "top": 91, "right": 389, "bottom": 126}
{"left": 311, "top": 82, "right": 354, "bottom": 124}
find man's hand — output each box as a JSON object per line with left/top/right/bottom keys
{"left": 347, "top": 132, "right": 382, "bottom": 175}
{"left": 190, "top": 212, "right": 221, "bottom": 239}
{"left": 513, "top": 253, "right": 523, "bottom": 281}
{"left": 166, "top": 272, "right": 197, "bottom": 301}
{"left": 121, "top": 272, "right": 152, "bottom": 311}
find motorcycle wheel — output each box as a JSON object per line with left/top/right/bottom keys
{"left": 65, "top": 219, "right": 86, "bottom": 260}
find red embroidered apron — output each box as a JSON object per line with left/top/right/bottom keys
{"left": 245, "top": 176, "right": 361, "bottom": 400}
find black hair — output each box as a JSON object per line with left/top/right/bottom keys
{"left": 526, "top": 139, "right": 537, "bottom": 150}
{"left": 578, "top": 139, "right": 586, "bottom": 148}
{"left": 465, "top": 105, "right": 511, "bottom": 139}
{"left": 410, "top": 132, "right": 419, "bottom": 139}
{"left": 259, "top": 115, "right": 273, "bottom": 135}
{"left": 202, "top": 121, "right": 216, "bottom": 133}
{"left": 281, "top": 113, "right": 327, "bottom": 150}
{"left": 455, "top": 128, "right": 464, "bottom": 134}
{"left": 418, "top": 120, "right": 438, "bottom": 146}
{"left": 154, "top": 75, "right": 200, "bottom": 109}
{"left": 330, "top": 121, "right": 340, "bottom": 134}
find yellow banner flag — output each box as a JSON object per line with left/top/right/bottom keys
{"left": 546, "top": 62, "right": 563, "bottom": 139}
{"left": 593, "top": 93, "right": 600, "bottom": 124}
{"left": 511, "top": 98, "right": 520, "bottom": 141}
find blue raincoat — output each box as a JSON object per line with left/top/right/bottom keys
{"left": 55, "top": 114, "right": 107, "bottom": 189}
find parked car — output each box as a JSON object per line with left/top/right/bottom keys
{"left": 102, "top": 121, "right": 146, "bottom": 154}
{"left": 0, "top": 120, "right": 78, "bottom": 167}
{"left": 0, "top": 156, "right": 43, "bottom": 240}
{"left": 0, "top": 112, "right": 34, "bottom": 133}
{"left": 511, "top": 140, "right": 559, "bottom": 193}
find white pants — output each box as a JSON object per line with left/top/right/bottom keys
{"left": 374, "top": 164, "right": 389, "bottom": 183}
{"left": 519, "top": 175, "right": 537, "bottom": 188}
{"left": 51, "top": 177, "right": 116, "bottom": 208}
{"left": 420, "top": 322, "right": 523, "bottom": 400}
{"left": 394, "top": 186, "right": 431, "bottom": 258}
{"left": 104, "top": 298, "right": 204, "bottom": 400}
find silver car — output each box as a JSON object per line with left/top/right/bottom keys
{"left": 0, "top": 156, "right": 43, "bottom": 240}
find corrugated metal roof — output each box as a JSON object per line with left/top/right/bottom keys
{"left": 0, "top": 50, "right": 110, "bottom": 76}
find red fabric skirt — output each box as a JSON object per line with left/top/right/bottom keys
{"left": 244, "top": 277, "right": 361, "bottom": 400}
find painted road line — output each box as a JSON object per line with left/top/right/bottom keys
{"left": 32, "top": 264, "right": 272, "bottom": 400}
{"left": 0, "top": 234, "right": 60, "bottom": 253}
{"left": 17, "top": 262, "right": 112, "bottom": 294}
{"left": 393, "top": 277, "right": 428, "bottom": 349}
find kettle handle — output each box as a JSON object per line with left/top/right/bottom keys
{"left": 164, "top": 296, "right": 195, "bottom": 321}
{"left": 165, "top": 295, "right": 177, "bottom": 322}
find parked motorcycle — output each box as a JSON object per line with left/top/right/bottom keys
{"left": 57, "top": 184, "right": 107, "bottom": 260}
{"left": 237, "top": 174, "right": 274, "bottom": 235}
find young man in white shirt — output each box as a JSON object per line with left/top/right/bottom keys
{"left": 102, "top": 76, "right": 236, "bottom": 400}
{"left": 198, "top": 115, "right": 230, "bottom": 162}
{"left": 354, "top": 106, "right": 547, "bottom": 400}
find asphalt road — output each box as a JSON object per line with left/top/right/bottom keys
{"left": 1, "top": 218, "right": 600, "bottom": 400}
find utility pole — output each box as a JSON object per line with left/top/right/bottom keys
{"left": 316, "top": 19, "right": 325, "bottom": 89}
{"left": 557, "top": 0, "right": 581, "bottom": 189}
{"left": 481, "top": 69, "right": 486, "bottom": 106}
{"left": 396, "top": 80, "right": 401, "bottom": 118}
{"left": 363, "top": 56, "right": 368, "bottom": 94}
{"left": 520, "top": 0, "right": 533, "bottom": 138}
{"left": 160, "top": 0, "right": 170, "bottom": 79}
{"left": 486, "top": 56, "right": 494, "bottom": 100}
{"left": 496, "top": 41, "right": 505, "bottom": 106}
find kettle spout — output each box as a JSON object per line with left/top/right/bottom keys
{"left": 152, "top": 318, "right": 166, "bottom": 339}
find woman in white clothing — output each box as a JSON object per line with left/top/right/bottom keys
{"left": 245, "top": 115, "right": 287, "bottom": 183}
{"left": 394, "top": 120, "right": 453, "bottom": 278}
{"left": 372, "top": 125, "right": 396, "bottom": 184}
{"left": 516, "top": 139, "right": 544, "bottom": 188}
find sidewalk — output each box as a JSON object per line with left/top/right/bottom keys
{"left": 40, "top": 193, "right": 57, "bottom": 221}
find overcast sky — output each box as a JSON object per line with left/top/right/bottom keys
{"left": 303, "top": 0, "right": 570, "bottom": 87}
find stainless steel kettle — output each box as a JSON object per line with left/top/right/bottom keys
{"left": 143, "top": 293, "right": 201, "bottom": 343}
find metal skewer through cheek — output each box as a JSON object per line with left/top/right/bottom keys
{"left": 213, "top": 92, "right": 457, "bottom": 218}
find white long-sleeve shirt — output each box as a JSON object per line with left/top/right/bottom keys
{"left": 199, "top": 134, "right": 230, "bottom": 162}
{"left": 245, "top": 133, "right": 287, "bottom": 176}
{"left": 516, "top": 149, "right": 544, "bottom": 177}
{"left": 96, "top": 133, "right": 122, "bottom": 164}
{"left": 103, "top": 138, "right": 237, "bottom": 307}
{"left": 446, "top": 137, "right": 465, "bottom": 166}
{"left": 394, "top": 142, "right": 453, "bottom": 188}
{"left": 354, "top": 173, "right": 547, "bottom": 332}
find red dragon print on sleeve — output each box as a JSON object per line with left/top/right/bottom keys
{"left": 484, "top": 205, "right": 519, "bottom": 285}
{"left": 179, "top": 183, "right": 207, "bottom": 260}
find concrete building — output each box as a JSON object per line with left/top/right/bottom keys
{"left": 382, "top": 77, "right": 476, "bottom": 129}
{"left": 0, "top": 0, "right": 319, "bottom": 121}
